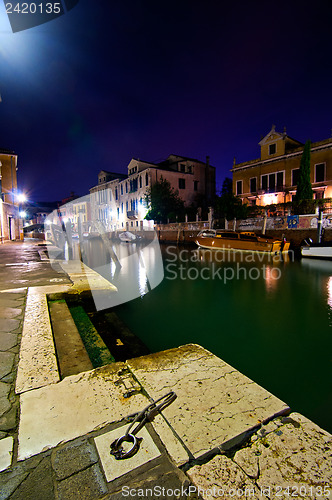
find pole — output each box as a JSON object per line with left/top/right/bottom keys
{"left": 317, "top": 209, "right": 323, "bottom": 244}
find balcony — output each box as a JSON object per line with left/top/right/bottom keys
{"left": 127, "top": 210, "right": 138, "bottom": 219}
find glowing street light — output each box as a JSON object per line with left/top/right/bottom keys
{"left": 17, "top": 193, "right": 26, "bottom": 203}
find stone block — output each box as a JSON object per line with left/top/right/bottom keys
{"left": 56, "top": 464, "right": 107, "bottom": 500}
{"left": 0, "top": 319, "right": 20, "bottom": 333}
{"left": 0, "top": 437, "right": 13, "bottom": 472}
{"left": 51, "top": 437, "right": 99, "bottom": 480}
{"left": 15, "top": 288, "right": 60, "bottom": 393}
{"left": 187, "top": 454, "right": 264, "bottom": 499}
{"left": 233, "top": 412, "right": 332, "bottom": 498}
{"left": 0, "top": 333, "right": 18, "bottom": 352}
{"left": 18, "top": 363, "right": 148, "bottom": 460}
{"left": 0, "top": 307, "right": 23, "bottom": 320}
{"left": 8, "top": 457, "right": 54, "bottom": 500}
{"left": 0, "top": 352, "right": 14, "bottom": 380}
{"left": 128, "top": 344, "right": 290, "bottom": 461}
{"left": 94, "top": 425, "right": 161, "bottom": 483}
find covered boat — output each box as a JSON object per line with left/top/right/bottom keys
{"left": 195, "top": 230, "right": 289, "bottom": 253}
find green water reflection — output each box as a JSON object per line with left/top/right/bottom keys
{"left": 115, "top": 245, "right": 332, "bottom": 433}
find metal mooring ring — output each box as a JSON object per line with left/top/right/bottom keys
{"left": 110, "top": 433, "right": 139, "bottom": 460}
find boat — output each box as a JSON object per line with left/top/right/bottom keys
{"left": 301, "top": 238, "right": 332, "bottom": 259}
{"left": 119, "top": 231, "right": 139, "bottom": 242}
{"left": 195, "top": 229, "right": 289, "bottom": 253}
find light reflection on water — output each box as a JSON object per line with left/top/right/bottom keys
{"left": 114, "top": 245, "right": 332, "bottom": 434}
{"left": 67, "top": 240, "right": 332, "bottom": 433}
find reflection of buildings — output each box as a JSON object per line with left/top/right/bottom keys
{"left": 232, "top": 126, "right": 332, "bottom": 207}
{"left": 0, "top": 149, "right": 19, "bottom": 241}
{"left": 90, "top": 155, "right": 216, "bottom": 231}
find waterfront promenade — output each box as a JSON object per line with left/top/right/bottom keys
{"left": 0, "top": 240, "right": 331, "bottom": 499}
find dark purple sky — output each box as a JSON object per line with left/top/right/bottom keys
{"left": 0, "top": 0, "right": 331, "bottom": 202}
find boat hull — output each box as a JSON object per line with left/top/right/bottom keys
{"left": 301, "top": 245, "right": 332, "bottom": 259}
{"left": 195, "top": 236, "right": 282, "bottom": 253}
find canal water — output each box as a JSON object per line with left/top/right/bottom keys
{"left": 79, "top": 239, "right": 332, "bottom": 434}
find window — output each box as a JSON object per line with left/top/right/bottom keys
{"left": 194, "top": 180, "right": 198, "bottom": 191}
{"left": 261, "top": 175, "right": 268, "bottom": 191}
{"left": 188, "top": 166, "right": 192, "bottom": 174}
{"left": 179, "top": 178, "right": 185, "bottom": 189}
{"left": 315, "top": 191, "right": 324, "bottom": 200}
{"left": 269, "top": 173, "right": 276, "bottom": 192}
{"left": 180, "top": 164, "right": 186, "bottom": 173}
{"left": 276, "top": 172, "right": 284, "bottom": 189}
{"left": 145, "top": 173, "right": 149, "bottom": 186}
{"left": 292, "top": 169, "right": 300, "bottom": 186}
{"left": 269, "top": 143, "right": 276, "bottom": 155}
{"left": 261, "top": 172, "right": 284, "bottom": 192}
{"left": 250, "top": 177, "right": 257, "bottom": 193}
{"left": 115, "top": 188, "right": 118, "bottom": 200}
{"left": 139, "top": 176, "right": 142, "bottom": 188}
{"left": 126, "top": 182, "right": 128, "bottom": 193}
{"left": 120, "top": 184, "right": 123, "bottom": 195}
{"left": 315, "top": 163, "right": 325, "bottom": 182}
{"left": 236, "top": 180, "right": 242, "bottom": 195}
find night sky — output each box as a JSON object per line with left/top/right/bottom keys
{"left": 0, "top": 0, "right": 331, "bottom": 202}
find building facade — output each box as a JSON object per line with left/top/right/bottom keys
{"left": 89, "top": 155, "right": 215, "bottom": 231}
{"left": 231, "top": 126, "right": 332, "bottom": 207}
{"left": 0, "top": 149, "right": 20, "bottom": 241}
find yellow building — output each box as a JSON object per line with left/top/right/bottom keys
{"left": 231, "top": 126, "right": 332, "bottom": 207}
{"left": 0, "top": 149, "right": 19, "bottom": 241}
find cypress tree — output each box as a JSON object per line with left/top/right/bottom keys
{"left": 295, "top": 140, "right": 313, "bottom": 201}
{"left": 294, "top": 140, "right": 313, "bottom": 214}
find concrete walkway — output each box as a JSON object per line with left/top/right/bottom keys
{"left": 0, "top": 240, "right": 331, "bottom": 499}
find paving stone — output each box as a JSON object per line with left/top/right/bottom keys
{"left": 109, "top": 466, "right": 194, "bottom": 500}
{"left": 9, "top": 456, "right": 55, "bottom": 500}
{"left": 1, "top": 373, "right": 14, "bottom": 384}
{"left": 18, "top": 363, "right": 148, "bottom": 460}
{"left": 0, "top": 307, "right": 23, "bottom": 320}
{"left": 0, "top": 299, "right": 25, "bottom": 309}
{"left": 56, "top": 464, "right": 107, "bottom": 500}
{"left": 0, "top": 383, "right": 10, "bottom": 400}
{"left": 0, "top": 469, "right": 29, "bottom": 500}
{"left": 0, "top": 319, "right": 20, "bottom": 333}
{"left": 0, "top": 405, "right": 17, "bottom": 431}
{"left": 51, "top": 437, "right": 99, "bottom": 480}
{"left": 187, "top": 454, "right": 265, "bottom": 500}
{"left": 233, "top": 412, "right": 332, "bottom": 498}
{"left": 0, "top": 397, "right": 11, "bottom": 416}
{"left": 0, "top": 437, "right": 13, "bottom": 473}
{"left": 0, "top": 352, "right": 14, "bottom": 380}
{"left": 128, "top": 344, "right": 290, "bottom": 461}
{"left": 0, "top": 333, "right": 18, "bottom": 351}
{"left": 15, "top": 287, "right": 61, "bottom": 393}
{"left": 94, "top": 425, "right": 161, "bottom": 483}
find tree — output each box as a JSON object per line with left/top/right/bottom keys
{"left": 214, "top": 177, "right": 248, "bottom": 221}
{"left": 144, "top": 177, "right": 185, "bottom": 224}
{"left": 294, "top": 140, "right": 314, "bottom": 214}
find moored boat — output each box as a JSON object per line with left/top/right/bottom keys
{"left": 301, "top": 239, "right": 332, "bottom": 259}
{"left": 119, "top": 231, "right": 139, "bottom": 242}
{"left": 195, "top": 229, "right": 289, "bottom": 253}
